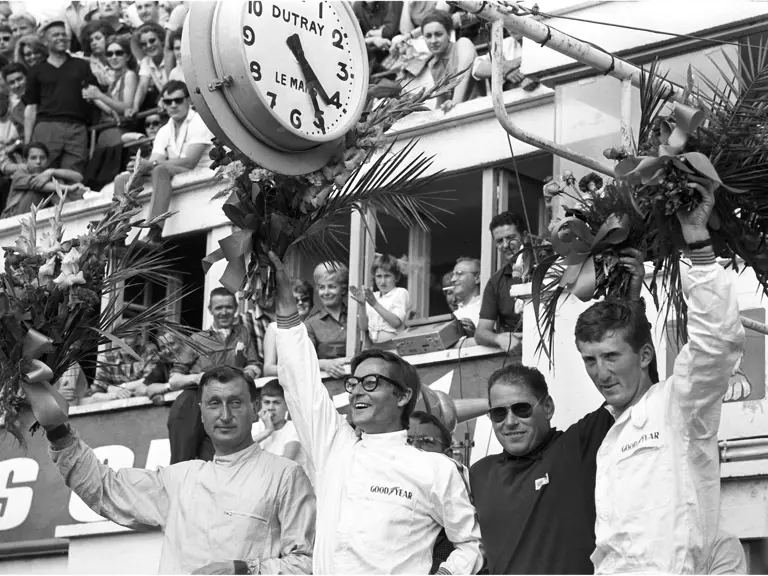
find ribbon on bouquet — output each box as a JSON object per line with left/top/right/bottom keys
{"left": 614, "top": 103, "right": 740, "bottom": 193}
{"left": 202, "top": 192, "right": 255, "bottom": 295}
{"left": 550, "top": 214, "right": 631, "bottom": 301}
{"left": 20, "top": 329, "right": 69, "bottom": 428}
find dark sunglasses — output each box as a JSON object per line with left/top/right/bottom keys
{"left": 0, "top": 36, "right": 11, "bottom": 42}
{"left": 162, "top": 97, "right": 186, "bottom": 106}
{"left": 105, "top": 49, "right": 125, "bottom": 57}
{"left": 344, "top": 374, "right": 404, "bottom": 394}
{"left": 140, "top": 38, "right": 158, "bottom": 48}
{"left": 145, "top": 120, "right": 162, "bottom": 128}
{"left": 488, "top": 397, "right": 544, "bottom": 423}
{"left": 295, "top": 296, "right": 311, "bottom": 305}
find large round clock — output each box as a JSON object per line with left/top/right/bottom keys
{"left": 183, "top": 1, "right": 369, "bottom": 175}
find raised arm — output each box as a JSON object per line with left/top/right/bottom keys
{"left": 270, "top": 252, "right": 352, "bottom": 473}
{"left": 48, "top": 426, "right": 170, "bottom": 530}
{"left": 670, "top": 177, "right": 745, "bottom": 436}
{"left": 431, "top": 460, "right": 484, "bottom": 575}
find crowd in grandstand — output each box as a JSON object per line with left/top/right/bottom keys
{"left": 0, "top": 0, "right": 540, "bottom": 219}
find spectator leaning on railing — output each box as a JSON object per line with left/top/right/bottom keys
{"left": 1, "top": 141, "right": 84, "bottom": 219}
{"left": 112, "top": 79, "right": 213, "bottom": 247}
{"left": 23, "top": 20, "right": 99, "bottom": 174}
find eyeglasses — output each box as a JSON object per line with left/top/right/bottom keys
{"left": 105, "top": 49, "right": 125, "bottom": 57}
{"left": 451, "top": 270, "right": 476, "bottom": 278}
{"left": 295, "top": 296, "right": 311, "bottom": 305}
{"left": 344, "top": 374, "right": 405, "bottom": 394}
{"left": 140, "top": 38, "right": 158, "bottom": 48}
{"left": 162, "top": 97, "right": 186, "bottom": 106}
{"left": 487, "top": 397, "right": 544, "bottom": 423}
{"left": 145, "top": 120, "right": 162, "bottom": 128}
{"left": 0, "top": 36, "right": 11, "bottom": 42}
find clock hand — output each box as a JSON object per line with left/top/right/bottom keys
{"left": 285, "top": 33, "right": 331, "bottom": 103}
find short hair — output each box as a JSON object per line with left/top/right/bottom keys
{"left": 410, "top": 410, "right": 452, "bottom": 449}
{"left": 260, "top": 379, "right": 285, "bottom": 399}
{"left": 420, "top": 9, "right": 454, "bottom": 33}
{"left": 489, "top": 211, "right": 527, "bottom": 234}
{"left": 441, "top": 271, "right": 453, "bottom": 288}
{"left": 9, "top": 13, "right": 36, "bottom": 28}
{"left": 0, "top": 23, "right": 10, "bottom": 35}
{"left": 371, "top": 253, "right": 402, "bottom": 279}
{"left": 209, "top": 286, "right": 236, "bottom": 305}
{"left": 291, "top": 278, "right": 314, "bottom": 307}
{"left": 350, "top": 348, "right": 421, "bottom": 429}
{"left": 79, "top": 19, "right": 114, "bottom": 55}
{"left": 487, "top": 364, "right": 549, "bottom": 400}
{"left": 2, "top": 61, "right": 28, "bottom": 80}
{"left": 105, "top": 34, "right": 136, "bottom": 69}
{"left": 169, "top": 28, "right": 183, "bottom": 47}
{"left": 455, "top": 256, "right": 480, "bottom": 273}
{"left": 574, "top": 298, "right": 653, "bottom": 353}
{"left": 161, "top": 79, "right": 189, "bottom": 98}
{"left": 198, "top": 366, "right": 258, "bottom": 403}
{"left": 24, "top": 141, "right": 48, "bottom": 158}
{"left": 313, "top": 262, "right": 349, "bottom": 287}
{"left": 135, "top": 21, "right": 165, "bottom": 43}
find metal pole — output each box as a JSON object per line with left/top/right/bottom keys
{"left": 620, "top": 77, "right": 633, "bottom": 153}
{"left": 490, "top": 20, "right": 615, "bottom": 177}
{"left": 450, "top": 0, "right": 682, "bottom": 100}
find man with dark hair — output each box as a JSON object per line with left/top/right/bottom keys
{"left": 408, "top": 410, "right": 458, "bottom": 574}
{"left": 23, "top": 20, "right": 98, "bottom": 173}
{"left": 470, "top": 363, "right": 614, "bottom": 574}
{"left": 114, "top": 80, "right": 213, "bottom": 246}
{"left": 37, "top": 366, "right": 315, "bottom": 574}
{"left": 575, "top": 178, "right": 745, "bottom": 574}
{"left": 251, "top": 379, "right": 308, "bottom": 472}
{"left": 165, "top": 287, "right": 260, "bottom": 463}
{"left": 475, "top": 211, "right": 528, "bottom": 352}
{"left": 270, "top": 251, "right": 483, "bottom": 575}
{"left": 2, "top": 62, "right": 28, "bottom": 133}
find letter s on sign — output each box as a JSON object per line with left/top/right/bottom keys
{"left": 0, "top": 458, "right": 39, "bottom": 531}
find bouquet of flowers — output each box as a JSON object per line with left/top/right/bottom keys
{"left": 204, "top": 76, "right": 461, "bottom": 301}
{"left": 604, "top": 51, "right": 768, "bottom": 344}
{"left": 1, "top": 160, "right": 194, "bottom": 448}
{"left": 533, "top": 171, "right": 647, "bottom": 358}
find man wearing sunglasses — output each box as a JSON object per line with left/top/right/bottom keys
{"left": 577, "top": 179, "right": 745, "bottom": 574}
{"left": 470, "top": 364, "right": 614, "bottom": 574}
{"left": 269, "top": 251, "right": 483, "bottom": 575}
{"left": 113, "top": 80, "right": 213, "bottom": 247}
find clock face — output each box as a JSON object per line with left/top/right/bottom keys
{"left": 236, "top": 0, "right": 368, "bottom": 143}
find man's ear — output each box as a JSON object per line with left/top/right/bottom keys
{"left": 639, "top": 342, "right": 655, "bottom": 370}
{"left": 542, "top": 395, "right": 555, "bottom": 422}
{"left": 396, "top": 388, "right": 413, "bottom": 408}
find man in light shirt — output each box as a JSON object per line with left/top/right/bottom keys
{"left": 114, "top": 80, "right": 212, "bottom": 246}
{"left": 251, "top": 379, "right": 308, "bottom": 470}
{"left": 38, "top": 366, "right": 315, "bottom": 574}
{"left": 575, "top": 177, "right": 745, "bottom": 574}
{"left": 450, "top": 256, "right": 482, "bottom": 337}
{"left": 270, "top": 251, "right": 483, "bottom": 575}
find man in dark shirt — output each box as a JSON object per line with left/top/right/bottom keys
{"left": 475, "top": 211, "right": 529, "bottom": 353}
{"left": 470, "top": 364, "right": 614, "bottom": 574}
{"left": 23, "top": 20, "right": 97, "bottom": 174}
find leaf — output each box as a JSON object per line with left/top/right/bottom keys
{"left": 90, "top": 327, "right": 142, "bottom": 361}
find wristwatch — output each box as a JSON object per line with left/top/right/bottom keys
{"left": 46, "top": 423, "right": 72, "bottom": 443}
{"left": 151, "top": 160, "right": 160, "bottom": 169}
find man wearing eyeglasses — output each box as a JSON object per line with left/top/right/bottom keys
{"left": 269, "top": 251, "right": 483, "bottom": 575}
{"left": 470, "top": 364, "right": 614, "bottom": 574}
{"left": 113, "top": 79, "right": 213, "bottom": 247}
